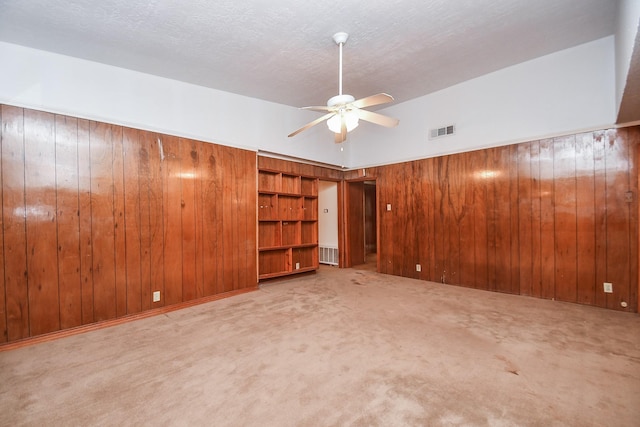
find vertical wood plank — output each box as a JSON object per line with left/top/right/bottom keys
{"left": 459, "top": 155, "right": 475, "bottom": 288}
{"left": 24, "top": 109, "right": 60, "bottom": 336}
{"left": 530, "top": 140, "right": 543, "bottom": 298}
{"left": 517, "top": 142, "right": 533, "bottom": 296}
{"left": 161, "top": 135, "right": 183, "bottom": 305}
{"left": 379, "top": 170, "right": 393, "bottom": 275}
{"left": 1, "top": 105, "right": 29, "bottom": 340}
{"left": 193, "top": 140, "right": 205, "bottom": 298}
{"left": 434, "top": 158, "right": 447, "bottom": 282}
{"left": 148, "top": 134, "right": 165, "bottom": 306}
{"left": 492, "top": 146, "right": 513, "bottom": 293}
{"left": 201, "top": 141, "right": 221, "bottom": 295}
{"left": 122, "top": 127, "right": 142, "bottom": 314}
{"left": 554, "top": 135, "right": 578, "bottom": 303}
{"left": 222, "top": 146, "right": 236, "bottom": 292}
{"left": 426, "top": 159, "right": 437, "bottom": 282}
{"left": 575, "top": 132, "right": 597, "bottom": 306}
{"left": 446, "top": 155, "right": 463, "bottom": 285}
{"left": 181, "top": 138, "right": 198, "bottom": 300}
{"left": 55, "top": 114, "right": 82, "bottom": 329}
{"left": 233, "top": 149, "right": 247, "bottom": 289}
{"left": 538, "top": 138, "right": 556, "bottom": 300}
{"left": 471, "top": 150, "right": 488, "bottom": 289}
{"left": 593, "top": 131, "right": 608, "bottom": 308}
{"left": 138, "top": 131, "right": 153, "bottom": 310}
{"left": 509, "top": 145, "right": 520, "bottom": 294}
{"left": 89, "top": 122, "right": 116, "bottom": 321}
{"left": 77, "top": 119, "right": 94, "bottom": 324}
{"left": 605, "top": 130, "right": 631, "bottom": 309}
{"left": 415, "top": 161, "right": 429, "bottom": 281}
{"left": 112, "top": 126, "right": 127, "bottom": 317}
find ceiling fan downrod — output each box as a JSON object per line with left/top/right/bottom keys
{"left": 333, "top": 32, "right": 349, "bottom": 96}
{"left": 327, "top": 32, "right": 354, "bottom": 107}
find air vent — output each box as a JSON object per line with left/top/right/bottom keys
{"left": 429, "top": 124, "right": 456, "bottom": 140}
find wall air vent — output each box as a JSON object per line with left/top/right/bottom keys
{"left": 429, "top": 124, "right": 456, "bottom": 140}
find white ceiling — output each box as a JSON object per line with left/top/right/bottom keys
{"left": 0, "top": 0, "right": 618, "bottom": 109}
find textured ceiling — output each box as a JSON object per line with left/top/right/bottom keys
{"left": 0, "top": 0, "right": 618, "bottom": 109}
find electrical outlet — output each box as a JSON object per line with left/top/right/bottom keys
{"left": 416, "top": 264, "right": 421, "bottom": 272}
{"left": 295, "top": 262, "right": 300, "bottom": 270}
{"left": 603, "top": 282, "right": 613, "bottom": 293}
{"left": 153, "top": 291, "right": 161, "bottom": 302}
{"left": 386, "top": 203, "right": 392, "bottom": 211}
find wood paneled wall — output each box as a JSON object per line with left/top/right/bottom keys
{"left": 0, "top": 105, "right": 257, "bottom": 343}
{"left": 257, "top": 156, "right": 343, "bottom": 180}
{"left": 349, "top": 128, "right": 639, "bottom": 312}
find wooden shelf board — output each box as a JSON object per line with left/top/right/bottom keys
{"left": 258, "top": 266, "right": 318, "bottom": 280}
{"left": 259, "top": 243, "right": 317, "bottom": 251}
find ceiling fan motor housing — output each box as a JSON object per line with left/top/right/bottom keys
{"left": 327, "top": 94, "right": 355, "bottom": 107}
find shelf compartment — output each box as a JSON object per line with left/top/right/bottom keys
{"left": 279, "top": 195, "right": 303, "bottom": 220}
{"left": 292, "top": 246, "right": 318, "bottom": 270}
{"left": 281, "top": 174, "right": 301, "bottom": 194}
{"left": 301, "top": 221, "right": 317, "bottom": 245}
{"left": 303, "top": 197, "right": 317, "bottom": 220}
{"left": 258, "top": 221, "right": 281, "bottom": 248}
{"left": 300, "top": 177, "right": 317, "bottom": 196}
{"left": 258, "top": 170, "right": 280, "bottom": 192}
{"left": 282, "top": 221, "right": 301, "bottom": 246}
{"left": 258, "top": 193, "right": 278, "bottom": 220}
{"left": 259, "top": 248, "right": 291, "bottom": 277}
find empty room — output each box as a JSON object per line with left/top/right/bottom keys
{"left": 0, "top": 0, "right": 639, "bottom": 425}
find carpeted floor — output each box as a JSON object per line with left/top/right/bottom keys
{"left": 1, "top": 266, "right": 639, "bottom": 426}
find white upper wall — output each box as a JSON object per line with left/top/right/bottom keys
{"left": 0, "top": 41, "right": 345, "bottom": 165}
{"left": 0, "top": 37, "right": 616, "bottom": 169}
{"left": 347, "top": 36, "right": 616, "bottom": 168}
{"left": 615, "top": 0, "right": 640, "bottom": 114}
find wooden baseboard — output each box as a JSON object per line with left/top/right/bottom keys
{"left": 0, "top": 287, "right": 258, "bottom": 352}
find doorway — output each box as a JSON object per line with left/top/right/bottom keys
{"left": 318, "top": 180, "right": 339, "bottom": 266}
{"left": 345, "top": 180, "right": 377, "bottom": 270}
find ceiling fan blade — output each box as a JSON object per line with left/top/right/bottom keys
{"left": 288, "top": 112, "right": 336, "bottom": 138}
{"left": 301, "top": 106, "right": 333, "bottom": 112}
{"left": 351, "top": 93, "right": 395, "bottom": 109}
{"left": 355, "top": 108, "right": 399, "bottom": 128}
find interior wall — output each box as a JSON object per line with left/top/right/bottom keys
{"left": 318, "top": 181, "right": 338, "bottom": 249}
{"left": 348, "top": 126, "right": 639, "bottom": 313}
{"left": 0, "top": 104, "right": 257, "bottom": 343}
{"left": 0, "top": 41, "right": 345, "bottom": 166}
{"left": 348, "top": 37, "right": 616, "bottom": 169}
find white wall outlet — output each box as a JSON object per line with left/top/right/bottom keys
{"left": 295, "top": 262, "right": 300, "bottom": 270}
{"left": 416, "top": 264, "right": 421, "bottom": 272}
{"left": 386, "top": 203, "right": 392, "bottom": 211}
{"left": 153, "top": 291, "right": 161, "bottom": 302}
{"left": 603, "top": 282, "right": 613, "bottom": 293}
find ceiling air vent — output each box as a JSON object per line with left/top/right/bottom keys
{"left": 429, "top": 124, "right": 455, "bottom": 140}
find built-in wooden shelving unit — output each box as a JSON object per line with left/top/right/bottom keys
{"left": 258, "top": 169, "right": 319, "bottom": 280}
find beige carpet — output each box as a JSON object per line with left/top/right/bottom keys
{"left": 1, "top": 266, "right": 639, "bottom": 426}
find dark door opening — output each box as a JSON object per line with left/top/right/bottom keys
{"left": 346, "top": 180, "right": 377, "bottom": 269}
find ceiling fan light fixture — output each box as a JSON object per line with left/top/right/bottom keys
{"left": 287, "top": 32, "right": 397, "bottom": 142}
{"left": 327, "top": 110, "right": 359, "bottom": 133}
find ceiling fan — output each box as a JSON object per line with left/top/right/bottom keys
{"left": 288, "top": 32, "right": 399, "bottom": 144}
